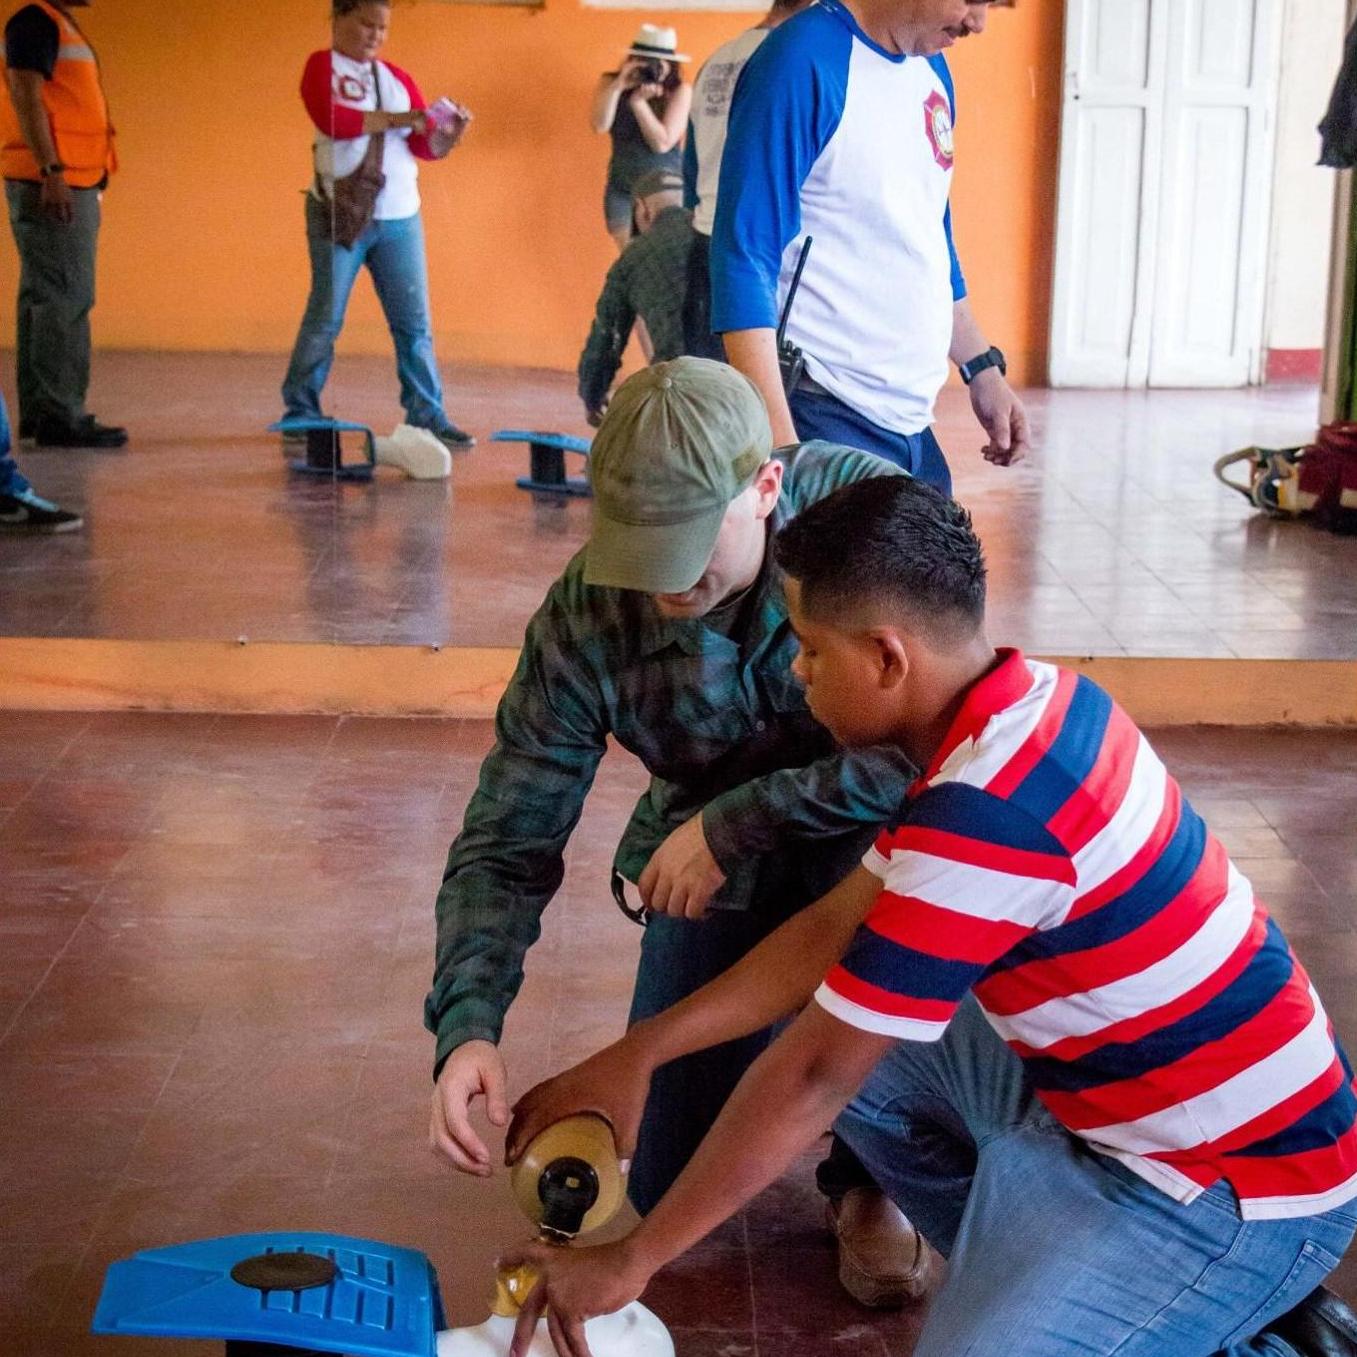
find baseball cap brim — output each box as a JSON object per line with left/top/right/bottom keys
{"left": 584, "top": 500, "right": 727, "bottom": 595}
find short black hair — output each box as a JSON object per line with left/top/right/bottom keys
{"left": 774, "top": 476, "right": 987, "bottom": 644}
{"left": 333, "top": 0, "right": 388, "bottom": 16}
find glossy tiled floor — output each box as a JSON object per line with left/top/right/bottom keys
{"left": 1, "top": 711, "right": 1355, "bottom": 1354}
{"left": 2, "top": 352, "right": 1354, "bottom": 657}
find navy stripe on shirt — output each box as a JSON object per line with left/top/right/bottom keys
{"left": 995, "top": 807, "right": 1211, "bottom": 970}
{"left": 1022, "top": 919, "right": 1296, "bottom": 1095}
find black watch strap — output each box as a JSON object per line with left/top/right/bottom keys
{"left": 959, "top": 346, "right": 1006, "bottom": 385}
{"left": 39, "top": 162, "right": 65, "bottom": 178}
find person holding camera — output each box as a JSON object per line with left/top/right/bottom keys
{"left": 280, "top": 0, "right": 475, "bottom": 451}
{"left": 590, "top": 25, "right": 693, "bottom": 255}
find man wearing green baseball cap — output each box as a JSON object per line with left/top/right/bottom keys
{"left": 426, "top": 357, "right": 930, "bottom": 1306}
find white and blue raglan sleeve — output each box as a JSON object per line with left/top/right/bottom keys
{"left": 945, "top": 205, "right": 967, "bottom": 302}
{"left": 929, "top": 54, "right": 967, "bottom": 303}
{"left": 710, "top": 15, "right": 849, "bottom": 333}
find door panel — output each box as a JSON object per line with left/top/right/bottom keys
{"left": 1148, "top": 0, "right": 1278, "bottom": 385}
{"left": 1150, "top": 107, "right": 1249, "bottom": 371}
{"left": 1049, "top": 0, "right": 1164, "bottom": 386}
{"left": 1051, "top": 0, "right": 1281, "bottom": 388}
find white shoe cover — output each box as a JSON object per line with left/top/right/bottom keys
{"left": 374, "top": 424, "right": 452, "bottom": 480}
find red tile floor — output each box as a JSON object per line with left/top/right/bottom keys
{"left": 2, "top": 352, "right": 1354, "bottom": 657}
{"left": 1, "top": 711, "right": 1355, "bottom": 1354}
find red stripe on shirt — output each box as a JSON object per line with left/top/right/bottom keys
{"left": 1207, "top": 1131, "right": 1357, "bottom": 1202}
{"left": 865, "top": 893, "right": 1033, "bottom": 966}
{"left": 1065, "top": 778, "right": 1183, "bottom": 923}
{"left": 1048, "top": 704, "right": 1142, "bottom": 854}
{"left": 1040, "top": 975, "right": 1318, "bottom": 1132}
{"left": 979, "top": 838, "right": 1232, "bottom": 1016}
{"left": 1183, "top": 1060, "right": 1350, "bottom": 1159}
{"left": 875, "top": 825, "right": 1077, "bottom": 884}
{"left": 823, "top": 966, "right": 958, "bottom": 1025}
{"left": 985, "top": 667, "right": 1079, "bottom": 800}
{"left": 1004, "top": 907, "right": 1271, "bottom": 1064}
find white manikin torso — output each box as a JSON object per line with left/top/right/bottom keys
{"left": 437, "top": 1304, "right": 675, "bottom": 1357}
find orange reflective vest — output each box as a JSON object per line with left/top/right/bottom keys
{"left": 0, "top": 0, "right": 115, "bottom": 187}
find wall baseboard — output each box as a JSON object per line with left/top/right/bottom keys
{"left": 2, "top": 638, "right": 1355, "bottom": 727}
{"left": 1265, "top": 348, "right": 1323, "bottom": 384}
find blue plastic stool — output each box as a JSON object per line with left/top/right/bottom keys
{"left": 269, "top": 419, "right": 377, "bottom": 484}
{"left": 92, "top": 1232, "right": 444, "bottom": 1357}
{"left": 492, "top": 430, "right": 592, "bottom": 499}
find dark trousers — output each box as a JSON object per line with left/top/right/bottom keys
{"left": 789, "top": 383, "right": 952, "bottom": 494}
{"left": 5, "top": 178, "right": 100, "bottom": 430}
{"left": 681, "top": 232, "right": 725, "bottom": 362}
{"left": 626, "top": 907, "right": 873, "bottom": 1215}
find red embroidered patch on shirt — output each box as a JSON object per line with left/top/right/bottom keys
{"left": 923, "top": 89, "right": 954, "bottom": 171}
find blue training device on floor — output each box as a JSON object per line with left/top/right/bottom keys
{"left": 92, "top": 1231, "right": 444, "bottom": 1357}
{"left": 492, "top": 429, "right": 592, "bottom": 499}
{"left": 270, "top": 418, "right": 377, "bottom": 483}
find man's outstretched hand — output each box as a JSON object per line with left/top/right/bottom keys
{"left": 429, "top": 1038, "right": 509, "bottom": 1176}
{"left": 507, "top": 1035, "right": 653, "bottom": 1169}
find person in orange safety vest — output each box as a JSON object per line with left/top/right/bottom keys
{"left": 2, "top": 0, "right": 125, "bottom": 447}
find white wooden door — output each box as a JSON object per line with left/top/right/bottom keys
{"left": 1049, "top": 0, "right": 1167, "bottom": 387}
{"left": 1050, "top": 0, "right": 1281, "bottom": 388}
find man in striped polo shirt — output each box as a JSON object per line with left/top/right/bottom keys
{"left": 503, "top": 476, "right": 1357, "bottom": 1356}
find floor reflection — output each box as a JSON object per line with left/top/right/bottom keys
{"left": 0, "top": 352, "right": 1349, "bottom": 657}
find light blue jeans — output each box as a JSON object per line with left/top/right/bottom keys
{"left": 0, "top": 389, "right": 32, "bottom": 498}
{"left": 836, "top": 996, "right": 1356, "bottom": 1356}
{"left": 281, "top": 196, "right": 447, "bottom": 429}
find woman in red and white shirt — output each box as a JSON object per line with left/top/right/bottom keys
{"left": 281, "top": 0, "right": 474, "bottom": 448}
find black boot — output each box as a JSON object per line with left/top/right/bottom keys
{"left": 1265, "top": 1286, "right": 1357, "bottom": 1356}
{"left": 35, "top": 414, "right": 128, "bottom": 449}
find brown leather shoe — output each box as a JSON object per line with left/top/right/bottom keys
{"left": 826, "top": 1187, "right": 932, "bottom": 1308}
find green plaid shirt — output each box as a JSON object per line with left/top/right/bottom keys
{"left": 425, "top": 441, "right": 914, "bottom": 1071}
{"left": 577, "top": 206, "right": 695, "bottom": 414}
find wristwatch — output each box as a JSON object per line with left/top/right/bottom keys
{"left": 958, "top": 346, "right": 1006, "bottom": 385}
{"left": 39, "top": 162, "right": 65, "bottom": 178}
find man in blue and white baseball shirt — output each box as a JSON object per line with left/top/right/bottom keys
{"left": 712, "top": 0, "right": 1030, "bottom": 493}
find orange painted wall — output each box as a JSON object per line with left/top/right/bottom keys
{"left": 0, "top": 0, "right": 1060, "bottom": 383}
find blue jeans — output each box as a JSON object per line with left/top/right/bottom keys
{"left": 281, "top": 197, "right": 447, "bottom": 429}
{"left": 0, "top": 390, "right": 31, "bottom": 498}
{"left": 789, "top": 384, "right": 951, "bottom": 494}
{"left": 836, "top": 996, "right": 1357, "bottom": 1356}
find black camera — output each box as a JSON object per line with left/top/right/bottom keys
{"left": 635, "top": 61, "right": 664, "bottom": 85}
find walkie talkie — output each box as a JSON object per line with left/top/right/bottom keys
{"left": 777, "top": 235, "right": 813, "bottom": 396}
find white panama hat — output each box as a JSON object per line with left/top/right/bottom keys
{"left": 627, "top": 24, "right": 689, "bottom": 63}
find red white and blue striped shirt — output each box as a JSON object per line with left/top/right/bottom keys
{"left": 817, "top": 650, "right": 1357, "bottom": 1220}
